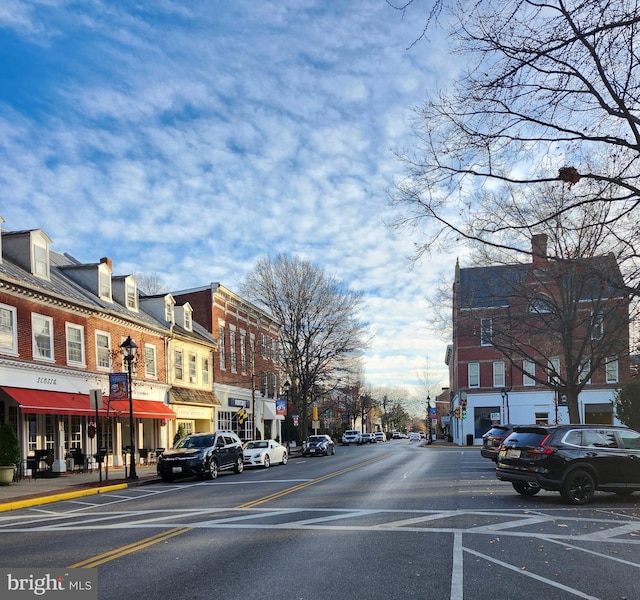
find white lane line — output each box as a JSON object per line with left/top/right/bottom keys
{"left": 451, "top": 531, "right": 464, "bottom": 600}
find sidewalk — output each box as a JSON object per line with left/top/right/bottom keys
{"left": 0, "top": 463, "right": 161, "bottom": 512}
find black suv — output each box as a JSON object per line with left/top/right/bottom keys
{"left": 157, "top": 431, "right": 244, "bottom": 482}
{"left": 496, "top": 424, "right": 640, "bottom": 504}
{"left": 481, "top": 424, "right": 516, "bottom": 462}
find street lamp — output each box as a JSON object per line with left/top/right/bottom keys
{"left": 120, "top": 336, "right": 138, "bottom": 481}
{"left": 283, "top": 381, "right": 291, "bottom": 445}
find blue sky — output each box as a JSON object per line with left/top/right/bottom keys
{"left": 0, "top": 0, "right": 455, "bottom": 400}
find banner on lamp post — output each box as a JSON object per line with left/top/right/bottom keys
{"left": 109, "top": 372, "right": 128, "bottom": 399}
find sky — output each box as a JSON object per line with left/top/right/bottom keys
{"left": 0, "top": 0, "right": 457, "bottom": 405}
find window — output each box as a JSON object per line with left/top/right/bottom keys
{"left": 468, "top": 362, "right": 480, "bottom": 388}
{"left": 145, "top": 344, "right": 157, "bottom": 378}
{"left": 189, "top": 353, "right": 197, "bottom": 383}
{"left": 272, "top": 339, "right": 278, "bottom": 363}
{"left": 240, "top": 331, "right": 247, "bottom": 375}
{"left": 0, "top": 304, "right": 17, "bottom": 353}
{"left": 606, "top": 357, "right": 618, "bottom": 383}
{"left": 218, "top": 325, "right": 226, "bottom": 370}
{"left": 33, "top": 242, "right": 49, "bottom": 278}
{"left": 530, "top": 297, "right": 552, "bottom": 313}
{"left": 98, "top": 267, "right": 112, "bottom": 301}
{"left": 480, "top": 318, "right": 492, "bottom": 346}
{"left": 493, "top": 361, "right": 505, "bottom": 388}
{"left": 184, "top": 307, "right": 192, "bottom": 331}
{"left": 261, "top": 334, "right": 268, "bottom": 359}
{"left": 230, "top": 328, "right": 237, "bottom": 373}
{"left": 66, "top": 323, "right": 85, "bottom": 365}
{"left": 535, "top": 412, "right": 549, "bottom": 425}
{"left": 32, "top": 314, "right": 54, "bottom": 360}
{"left": 96, "top": 331, "right": 111, "bottom": 370}
{"left": 591, "top": 311, "right": 603, "bottom": 340}
{"left": 548, "top": 358, "right": 560, "bottom": 383}
{"left": 126, "top": 280, "right": 138, "bottom": 311}
{"left": 174, "top": 349, "right": 183, "bottom": 380}
{"left": 578, "top": 360, "right": 591, "bottom": 384}
{"left": 523, "top": 359, "right": 535, "bottom": 386}
{"left": 202, "top": 357, "right": 210, "bottom": 385}
{"left": 165, "top": 300, "right": 174, "bottom": 323}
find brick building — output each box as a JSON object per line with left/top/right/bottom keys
{"left": 172, "top": 283, "right": 282, "bottom": 441}
{"left": 447, "top": 234, "right": 630, "bottom": 445}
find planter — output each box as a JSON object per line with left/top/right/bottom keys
{"left": 0, "top": 465, "right": 16, "bottom": 485}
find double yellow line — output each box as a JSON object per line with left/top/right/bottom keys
{"left": 68, "top": 454, "right": 388, "bottom": 568}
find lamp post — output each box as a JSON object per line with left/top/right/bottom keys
{"left": 426, "top": 395, "right": 432, "bottom": 445}
{"left": 283, "top": 380, "right": 291, "bottom": 446}
{"left": 120, "top": 336, "right": 138, "bottom": 481}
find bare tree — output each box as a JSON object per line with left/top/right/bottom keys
{"left": 241, "top": 254, "right": 370, "bottom": 439}
{"left": 389, "top": 0, "right": 640, "bottom": 293}
{"left": 133, "top": 272, "right": 169, "bottom": 296}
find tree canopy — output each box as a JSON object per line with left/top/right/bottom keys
{"left": 390, "top": 0, "right": 640, "bottom": 295}
{"left": 241, "top": 254, "right": 370, "bottom": 438}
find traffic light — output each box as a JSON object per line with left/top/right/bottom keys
{"left": 455, "top": 406, "right": 461, "bottom": 419}
{"left": 460, "top": 397, "right": 468, "bottom": 419}
{"left": 312, "top": 406, "right": 319, "bottom": 420}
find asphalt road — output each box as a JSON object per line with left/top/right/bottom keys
{"left": 1, "top": 440, "right": 639, "bottom": 600}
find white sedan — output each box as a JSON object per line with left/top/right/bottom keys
{"left": 243, "top": 439, "right": 288, "bottom": 468}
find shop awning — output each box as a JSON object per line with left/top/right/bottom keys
{"left": 1, "top": 387, "right": 101, "bottom": 416}
{"left": 169, "top": 387, "right": 221, "bottom": 406}
{"left": 109, "top": 398, "right": 176, "bottom": 419}
{"left": 1, "top": 387, "right": 176, "bottom": 419}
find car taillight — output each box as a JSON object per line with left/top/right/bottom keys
{"left": 529, "top": 434, "right": 555, "bottom": 455}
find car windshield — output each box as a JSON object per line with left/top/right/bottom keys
{"left": 176, "top": 436, "right": 213, "bottom": 449}
{"left": 308, "top": 437, "right": 326, "bottom": 443}
{"left": 244, "top": 441, "right": 269, "bottom": 449}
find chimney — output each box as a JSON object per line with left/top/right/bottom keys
{"left": 100, "top": 257, "right": 113, "bottom": 270}
{"left": 531, "top": 234, "right": 548, "bottom": 267}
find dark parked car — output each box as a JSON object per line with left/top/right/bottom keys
{"left": 481, "top": 424, "right": 516, "bottom": 462}
{"left": 157, "top": 431, "right": 244, "bottom": 482}
{"left": 302, "top": 435, "right": 336, "bottom": 456}
{"left": 496, "top": 424, "right": 640, "bottom": 505}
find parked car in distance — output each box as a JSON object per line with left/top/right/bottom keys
{"left": 496, "top": 424, "right": 640, "bottom": 505}
{"left": 392, "top": 431, "right": 404, "bottom": 439}
{"left": 342, "top": 430, "right": 362, "bottom": 445}
{"left": 361, "top": 433, "right": 375, "bottom": 444}
{"left": 481, "top": 424, "right": 516, "bottom": 462}
{"left": 243, "top": 439, "right": 288, "bottom": 468}
{"left": 302, "top": 435, "right": 335, "bottom": 456}
{"left": 374, "top": 432, "right": 386, "bottom": 442}
{"left": 157, "top": 431, "right": 243, "bottom": 482}
{"left": 408, "top": 432, "right": 421, "bottom": 441}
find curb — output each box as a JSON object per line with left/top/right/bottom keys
{"left": 0, "top": 476, "right": 162, "bottom": 513}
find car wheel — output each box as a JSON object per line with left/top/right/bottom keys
{"left": 281, "top": 452, "right": 288, "bottom": 465}
{"left": 560, "top": 469, "right": 595, "bottom": 505}
{"left": 263, "top": 455, "right": 270, "bottom": 468}
{"left": 512, "top": 481, "right": 541, "bottom": 497}
{"left": 234, "top": 455, "right": 244, "bottom": 474}
{"left": 207, "top": 459, "right": 218, "bottom": 480}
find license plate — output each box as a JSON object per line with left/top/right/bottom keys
{"left": 172, "top": 466, "right": 183, "bottom": 473}
{"left": 509, "top": 449, "right": 521, "bottom": 458}
{"left": 310, "top": 448, "right": 317, "bottom": 453}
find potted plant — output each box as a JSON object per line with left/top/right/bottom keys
{"left": 0, "top": 422, "right": 21, "bottom": 485}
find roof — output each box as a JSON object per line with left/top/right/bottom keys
{"left": 457, "top": 254, "right": 625, "bottom": 310}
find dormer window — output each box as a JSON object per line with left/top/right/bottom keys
{"left": 126, "top": 279, "right": 138, "bottom": 311}
{"left": 165, "top": 298, "right": 174, "bottom": 323}
{"left": 31, "top": 230, "right": 51, "bottom": 279}
{"left": 184, "top": 307, "right": 192, "bottom": 331}
{"left": 98, "top": 264, "right": 112, "bottom": 301}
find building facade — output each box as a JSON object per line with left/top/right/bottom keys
{"left": 0, "top": 219, "right": 176, "bottom": 475}
{"left": 448, "top": 234, "right": 631, "bottom": 445}
{"left": 172, "top": 283, "right": 283, "bottom": 442}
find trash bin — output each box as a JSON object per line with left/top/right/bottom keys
{"left": 466, "top": 434, "right": 474, "bottom": 446}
